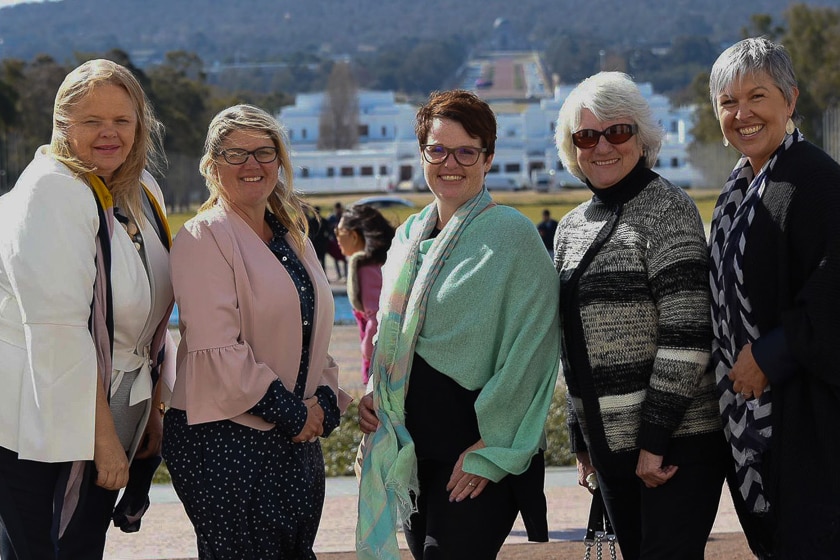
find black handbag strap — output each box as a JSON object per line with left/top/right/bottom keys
{"left": 585, "top": 488, "right": 606, "bottom": 540}
{"left": 583, "top": 488, "right": 617, "bottom": 560}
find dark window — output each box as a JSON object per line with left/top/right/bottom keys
{"left": 359, "top": 124, "right": 369, "bottom": 137}
{"left": 379, "top": 165, "right": 388, "bottom": 175}
{"left": 361, "top": 166, "right": 374, "bottom": 176}
{"left": 341, "top": 167, "right": 354, "bottom": 177}
{"left": 504, "top": 163, "right": 521, "bottom": 173}
{"left": 301, "top": 167, "right": 310, "bottom": 178}
{"left": 327, "top": 167, "right": 335, "bottom": 177}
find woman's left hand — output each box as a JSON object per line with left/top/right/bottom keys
{"left": 292, "top": 397, "right": 325, "bottom": 443}
{"left": 446, "top": 439, "right": 489, "bottom": 502}
{"left": 635, "top": 449, "right": 678, "bottom": 488}
{"left": 729, "top": 343, "right": 769, "bottom": 399}
{"left": 134, "top": 405, "right": 163, "bottom": 459}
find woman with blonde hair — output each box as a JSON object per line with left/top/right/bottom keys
{"left": 0, "top": 58, "right": 172, "bottom": 558}
{"left": 163, "top": 104, "right": 351, "bottom": 559}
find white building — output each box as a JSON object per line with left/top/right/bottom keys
{"left": 278, "top": 91, "right": 419, "bottom": 193}
{"left": 277, "top": 83, "right": 701, "bottom": 194}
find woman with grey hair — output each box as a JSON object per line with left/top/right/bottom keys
{"left": 553, "top": 71, "right": 726, "bottom": 560}
{"left": 708, "top": 37, "right": 840, "bottom": 558}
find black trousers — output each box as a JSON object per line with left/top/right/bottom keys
{"left": 596, "top": 445, "right": 727, "bottom": 560}
{"left": 0, "top": 446, "right": 118, "bottom": 560}
{"left": 403, "top": 458, "right": 519, "bottom": 560}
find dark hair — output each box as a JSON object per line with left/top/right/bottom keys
{"left": 340, "top": 204, "right": 395, "bottom": 266}
{"left": 414, "top": 90, "right": 497, "bottom": 155}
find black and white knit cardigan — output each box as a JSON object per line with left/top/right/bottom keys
{"left": 554, "top": 164, "right": 721, "bottom": 471}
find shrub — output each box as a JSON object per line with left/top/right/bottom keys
{"left": 544, "top": 386, "right": 576, "bottom": 467}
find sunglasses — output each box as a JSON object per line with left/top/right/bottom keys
{"left": 571, "top": 124, "right": 638, "bottom": 149}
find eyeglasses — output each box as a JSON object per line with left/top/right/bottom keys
{"left": 218, "top": 146, "right": 278, "bottom": 165}
{"left": 571, "top": 124, "right": 638, "bottom": 149}
{"left": 421, "top": 144, "right": 487, "bottom": 167}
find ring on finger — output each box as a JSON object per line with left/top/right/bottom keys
{"left": 467, "top": 481, "right": 476, "bottom": 487}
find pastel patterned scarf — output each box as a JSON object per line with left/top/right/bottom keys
{"left": 356, "top": 188, "right": 494, "bottom": 559}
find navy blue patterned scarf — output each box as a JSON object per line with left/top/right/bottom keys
{"left": 709, "top": 129, "right": 802, "bottom": 514}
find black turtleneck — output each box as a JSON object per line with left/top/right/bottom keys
{"left": 586, "top": 158, "right": 658, "bottom": 208}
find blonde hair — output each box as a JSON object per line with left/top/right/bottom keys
{"left": 50, "top": 58, "right": 165, "bottom": 221}
{"left": 199, "top": 104, "right": 310, "bottom": 251}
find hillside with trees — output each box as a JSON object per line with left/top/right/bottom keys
{"left": 0, "top": 0, "right": 820, "bottom": 66}
{"left": 1, "top": 2, "right": 839, "bottom": 199}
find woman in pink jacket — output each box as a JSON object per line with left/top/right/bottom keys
{"left": 335, "top": 204, "right": 395, "bottom": 384}
{"left": 163, "top": 104, "right": 351, "bottom": 560}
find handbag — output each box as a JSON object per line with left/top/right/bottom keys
{"left": 583, "top": 487, "right": 617, "bottom": 560}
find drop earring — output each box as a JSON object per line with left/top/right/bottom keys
{"left": 785, "top": 117, "right": 795, "bottom": 135}
{"left": 723, "top": 137, "right": 729, "bottom": 147}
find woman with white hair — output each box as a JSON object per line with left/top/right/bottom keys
{"left": 552, "top": 71, "right": 726, "bottom": 560}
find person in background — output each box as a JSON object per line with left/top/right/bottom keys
{"left": 334, "top": 203, "right": 395, "bottom": 385}
{"left": 552, "top": 71, "right": 726, "bottom": 560}
{"left": 0, "top": 58, "right": 173, "bottom": 559}
{"left": 536, "top": 208, "right": 558, "bottom": 255}
{"left": 163, "top": 104, "right": 351, "bottom": 559}
{"left": 708, "top": 37, "right": 840, "bottom": 558}
{"left": 356, "top": 89, "right": 561, "bottom": 559}
{"left": 307, "top": 205, "right": 329, "bottom": 270}
{"left": 326, "top": 201, "right": 347, "bottom": 280}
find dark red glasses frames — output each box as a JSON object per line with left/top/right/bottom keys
{"left": 571, "top": 124, "right": 638, "bottom": 149}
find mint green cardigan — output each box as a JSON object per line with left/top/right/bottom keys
{"left": 404, "top": 204, "right": 561, "bottom": 481}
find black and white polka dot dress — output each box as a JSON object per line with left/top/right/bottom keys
{"left": 163, "top": 213, "right": 340, "bottom": 559}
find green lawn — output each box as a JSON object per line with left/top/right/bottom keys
{"left": 166, "top": 188, "right": 721, "bottom": 234}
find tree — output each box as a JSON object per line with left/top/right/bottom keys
{"left": 781, "top": 4, "right": 840, "bottom": 146}
{"left": 148, "top": 51, "right": 212, "bottom": 210}
{"left": 318, "top": 61, "right": 359, "bottom": 150}
{"left": 544, "top": 34, "right": 600, "bottom": 85}
{"left": 0, "top": 69, "right": 20, "bottom": 192}
{"left": 688, "top": 5, "right": 840, "bottom": 178}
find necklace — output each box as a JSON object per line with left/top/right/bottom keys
{"left": 114, "top": 207, "right": 143, "bottom": 252}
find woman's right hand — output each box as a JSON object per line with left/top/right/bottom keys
{"left": 576, "top": 451, "right": 597, "bottom": 493}
{"left": 93, "top": 431, "right": 129, "bottom": 490}
{"left": 358, "top": 392, "right": 379, "bottom": 434}
{"left": 94, "top": 373, "right": 129, "bottom": 490}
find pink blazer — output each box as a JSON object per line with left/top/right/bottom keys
{"left": 170, "top": 203, "right": 351, "bottom": 430}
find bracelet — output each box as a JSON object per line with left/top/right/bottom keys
{"left": 158, "top": 402, "right": 166, "bottom": 416}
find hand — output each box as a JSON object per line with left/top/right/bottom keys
{"left": 576, "top": 451, "right": 597, "bottom": 493}
{"left": 635, "top": 449, "right": 678, "bottom": 488}
{"left": 133, "top": 405, "right": 163, "bottom": 459}
{"left": 358, "top": 392, "right": 379, "bottom": 434}
{"left": 729, "top": 343, "right": 769, "bottom": 399}
{"left": 94, "top": 373, "right": 129, "bottom": 490}
{"left": 93, "top": 431, "right": 129, "bottom": 491}
{"left": 446, "top": 440, "right": 489, "bottom": 502}
{"left": 292, "top": 397, "right": 324, "bottom": 443}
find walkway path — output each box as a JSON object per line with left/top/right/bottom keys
{"left": 106, "top": 284, "right": 749, "bottom": 558}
